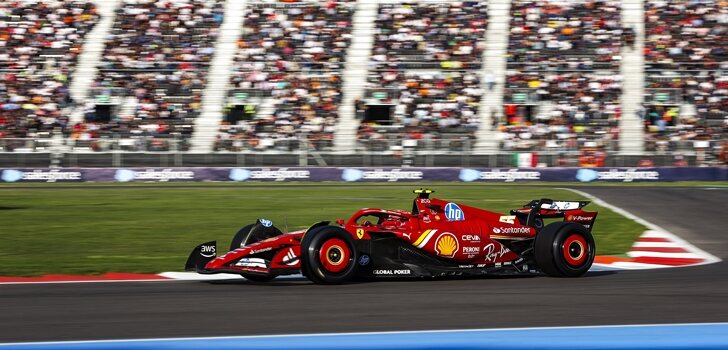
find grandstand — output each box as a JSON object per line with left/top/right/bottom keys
{"left": 0, "top": 0, "right": 724, "bottom": 165}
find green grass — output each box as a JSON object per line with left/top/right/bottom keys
{"left": 0, "top": 184, "right": 647, "bottom": 276}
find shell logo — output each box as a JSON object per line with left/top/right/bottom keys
{"left": 435, "top": 233, "right": 458, "bottom": 258}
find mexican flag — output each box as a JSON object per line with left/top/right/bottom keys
{"left": 512, "top": 152, "right": 538, "bottom": 168}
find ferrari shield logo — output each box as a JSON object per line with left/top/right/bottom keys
{"left": 356, "top": 228, "right": 364, "bottom": 239}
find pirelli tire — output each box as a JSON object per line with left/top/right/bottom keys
{"left": 229, "top": 223, "right": 281, "bottom": 282}
{"left": 301, "top": 226, "right": 358, "bottom": 285}
{"left": 534, "top": 222, "right": 595, "bottom": 277}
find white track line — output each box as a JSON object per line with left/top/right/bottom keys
{"left": 159, "top": 272, "right": 306, "bottom": 281}
{"left": 607, "top": 262, "right": 673, "bottom": 269}
{"left": 563, "top": 188, "right": 721, "bottom": 267}
{"left": 158, "top": 272, "right": 241, "bottom": 280}
{"left": 632, "top": 241, "right": 683, "bottom": 248}
{"left": 626, "top": 252, "right": 702, "bottom": 259}
{"left": 0, "top": 279, "right": 171, "bottom": 285}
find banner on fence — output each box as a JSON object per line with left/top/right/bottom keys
{"left": 1, "top": 167, "right": 725, "bottom": 183}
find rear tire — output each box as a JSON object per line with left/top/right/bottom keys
{"left": 534, "top": 222, "right": 595, "bottom": 277}
{"left": 229, "top": 223, "right": 281, "bottom": 282}
{"left": 301, "top": 226, "right": 358, "bottom": 284}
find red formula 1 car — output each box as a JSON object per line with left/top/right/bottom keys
{"left": 185, "top": 189, "right": 597, "bottom": 284}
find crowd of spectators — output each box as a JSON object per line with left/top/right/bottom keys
{"left": 370, "top": 2, "right": 488, "bottom": 69}
{"left": 644, "top": 0, "right": 726, "bottom": 66}
{"left": 0, "top": 0, "right": 98, "bottom": 139}
{"left": 217, "top": 1, "right": 355, "bottom": 151}
{"left": 354, "top": 2, "right": 488, "bottom": 150}
{"left": 218, "top": 73, "right": 341, "bottom": 151}
{"left": 643, "top": 0, "right": 726, "bottom": 152}
{"left": 357, "top": 70, "right": 481, "bottom": 149}
{"left": 508, "top": 0, "right": 623, "bottom": 69}
{"left": 501, "top": 0, "right": 624, "bottom": 151}
{"left": 499, "top": 72, "right": 621, "bottom": 150}
{"left": 78, "top": 0, "right": 224, "bottom": 147}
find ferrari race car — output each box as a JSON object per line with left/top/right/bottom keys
{"left": 185, "top": 189, "right": 598, "bottom": 284}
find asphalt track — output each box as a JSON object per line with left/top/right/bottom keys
{"left": 1, "top": 186, "right": 727, "bottom": 343}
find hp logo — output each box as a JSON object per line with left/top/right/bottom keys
{"left": 444, "top": 203, "right": 465, "bottom": 221}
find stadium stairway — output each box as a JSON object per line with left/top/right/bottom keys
{"left": 474, "top": 0, "right": 511, "bottom": 154}
{"left": 619, "top": 0, "right": 646, "bottom": 154}
{"left": 118, "top": 96, "right": 138, "bottom": 120}
{"left": 68, "top": 0, "right": 120, "bottom": 124}
{"left": 334, "top": 0, "right": 379, "bottom": 153}
{"left": 190, "top": 0, "right": 247, "bottom": 152}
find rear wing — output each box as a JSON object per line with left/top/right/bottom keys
{"left": 516, "top": 199, "right": 598, "bottom": 231}
{"left": 522, "top": 199, "right": 590, "bottom": 211}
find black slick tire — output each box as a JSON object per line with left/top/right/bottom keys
{"left": 534, "top": 222, "right": 595, "bottom": 277}
{"left": 300, "top": 226, "right": 358, "bottom": 284}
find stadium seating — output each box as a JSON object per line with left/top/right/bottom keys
{"left": 79, "top": 0, "right": 225, "bottom": 151}
{"left": 216, "top": 1, "right": 355, "bottom": 152}
{"left": 357, "top": 1, "right": 488, "bottom": 151}
{"left": 643, "top": 0, "right": 726, "bottom": 153}
{"left": 0, "top": 0, "right": 99, "bottom": 142}
{"left": 501, "top": 0, "right": 623, "bottom": 151}
{"left": 370, "top": 1, "right": 488, "bottom": 68}
{"left": 0, "top": 0, "right": 724, "bottom": 157}
{"left": 500, "top": 71, "right": 621, "bottom": 150}
{"left": 358, "top": 70, "right": 481, "bottom": 150}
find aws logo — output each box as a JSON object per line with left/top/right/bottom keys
{"left": 435, "top": 233, "right": 458, "bottom": 258}
{"left": 199, "top": 245, "right": 216, "bottom": 258}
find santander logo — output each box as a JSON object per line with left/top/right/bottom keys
{"left": 492, "top": 227, "right": 531, "bottom": 235}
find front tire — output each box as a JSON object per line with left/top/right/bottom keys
{"left": 230, "top": 222, "right": 282, "bottom": 251}
{"left": 534, "top": 222, "right": 595, "bottom": 277}
{"left": 230, "top": 224, "right": 255, "bottom": 251}
{"left": 300, "top": 226, "right": 358, "bottom": 284}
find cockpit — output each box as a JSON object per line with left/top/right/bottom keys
{"left": 353, "top": 212, "right": 410, "bottom": 230}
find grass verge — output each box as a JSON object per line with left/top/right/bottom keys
{"left": 0, "top": 184, "right": 646, "bottom": 276}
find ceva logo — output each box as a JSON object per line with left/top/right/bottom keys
{"left": 576, "top": 169, "right": 599, "bottom": 183}
{"left": 229, "top": 168, "right": 251, "bottom": 182}
{"left": 115, "top": 169, "right": 136, "bottom": 182}
{"left": 342, "top": 168, "right": 364, "bottom": 182}
{"left": 459, "top": 169, "right": 481, "bottom": 182}
{"left": 1, "top": 169, "right": 24, "bottom": 182}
